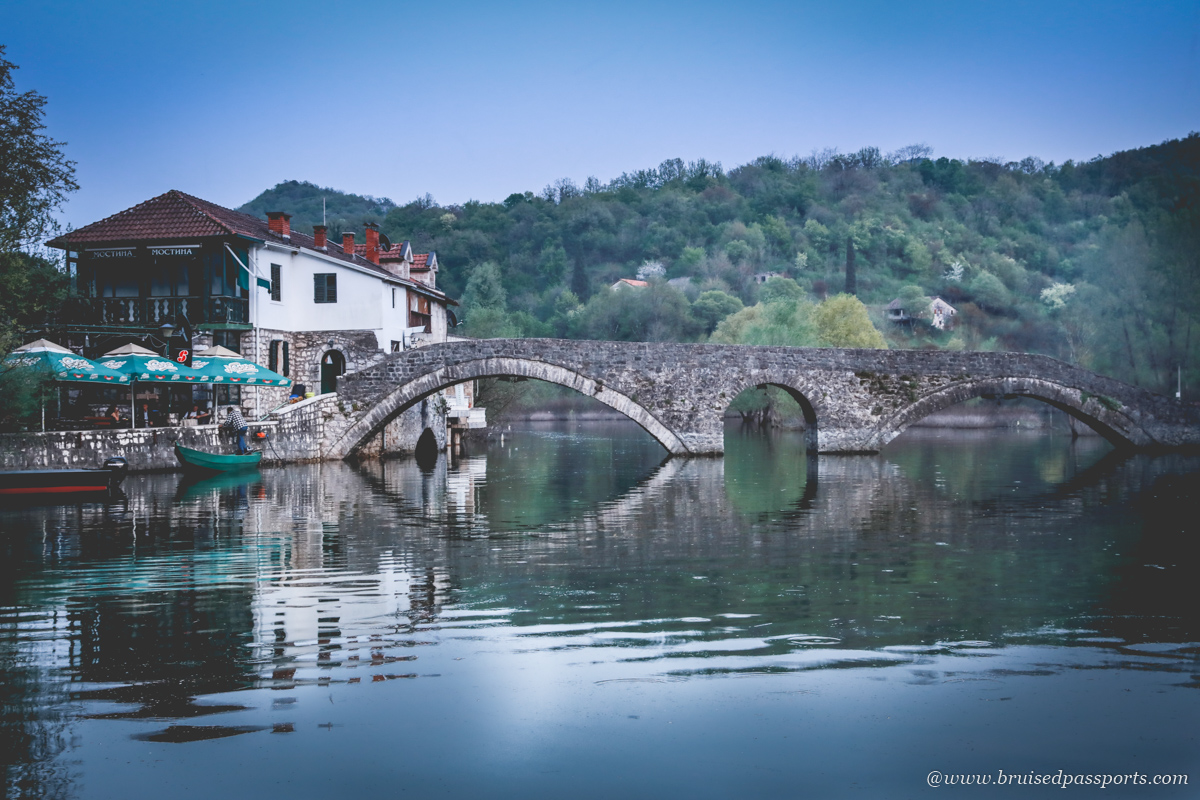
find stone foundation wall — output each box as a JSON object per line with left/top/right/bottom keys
{"left": 0, "top": 394, "right": 339, "bottom": 472}
{"left": 244, "top": 328, "right": 384, "bottom": 408}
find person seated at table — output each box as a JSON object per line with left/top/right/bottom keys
{"left": 106, "top": 405, "right": 121, "bottom": 424}
{"left": 183, "top": 404, "right": 210, "bottom": 424}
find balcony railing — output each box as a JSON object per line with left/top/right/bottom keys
{"left": 82, "top": 296, "right": 249, "bottom": 326}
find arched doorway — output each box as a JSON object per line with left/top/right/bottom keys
{"left": 320, "top": 350, "right": 345, "bottom": 395}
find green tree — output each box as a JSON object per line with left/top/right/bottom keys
{"left": 759, "top": 276, "right": 804, "bottom": 304}
{"left": 0, "top": 48, "right": 76, "bottom": 427}
{"left": 896, "top": 284, "right": 929, "bottom": 319}
{"left": 459, "top": 261, "right": 521, "bottom": 338}
{"left": 711, "top": 300, "right": 820, "bottom": 347}
{"left": 0, "top": 46, "right": 78, "bottom": 252}
{"left": 572, "top": 284, "right": 699, "bottom": 342}
{"left": 967, "top": 271, "right": 1011, "bottom": 313}
{"left": 760, "top": 215, "right": 794, "bottom": 256}
{"left": 675, "top": 246, "right": 705, "bottom": 273}
{"left": 812, "top": 294, "right": 888, "bottom": 348}
{"left": 724, "top": 239, "right": 753, "bottom": 265}
{"left": 536, "top": 239, "right": 569, "bottom": 283}
{"left": 844, "top": 237, "right": 857, "bottom": 295}
{"left": 460, "top": 261, "right": 508, "bottom": 311}
{"left": 691, "top": 290, "right": 744, "bottom": 334}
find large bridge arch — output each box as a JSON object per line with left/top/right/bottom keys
{"left": 867, "top": 376, "right": 1154, "bottom": 451}
{"left": 328, "top": 356, "right": 689, "bottom": 460}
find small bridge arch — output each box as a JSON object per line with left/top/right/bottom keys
{"left": 722, "top": 375, "right": 823, "bottom": 449}
{"left": 329, "top": 356, "right": 688, "bottom": 460}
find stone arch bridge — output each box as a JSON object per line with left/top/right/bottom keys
{"left": 325, "top": 339, "right": 1200, "bottom": 459}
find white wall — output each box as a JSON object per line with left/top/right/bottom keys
{"left": 254, "top": 246, "right": 383, "bottom": 334}
{"left": 251, "top": 246, "right": 448, "bottom": 352}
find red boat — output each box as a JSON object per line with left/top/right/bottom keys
{"left": 0, "top": 458, "right": 127, "bottom": 497}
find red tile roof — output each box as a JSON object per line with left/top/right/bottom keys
{"left": 47, "top": 189, "right": 453, "bottom": 303}
{"left": 48, "top": 190, "right": 250, "bottom": 243}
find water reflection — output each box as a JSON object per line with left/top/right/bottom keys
{"left": 1, "top": 421, "right": 1198, "bottom": 798}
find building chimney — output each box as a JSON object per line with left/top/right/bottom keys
{"left": 364, "top": 222, "right": 380, "bottom": 265}
{"left": 266, "top": 211, "right": 291, "bottom": 239}
{"left": 313, "top": 225, "right": 328, "bottom": 250}
{"left": 342, "top": 232, "right": 355, "bottom": 256}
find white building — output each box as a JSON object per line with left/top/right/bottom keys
{"left": 50, "top": 189, "right": 478, "bottom": 450}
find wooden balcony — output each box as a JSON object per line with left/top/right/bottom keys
{"left": 78, "top": 296, "right": 249, "bottom": 327}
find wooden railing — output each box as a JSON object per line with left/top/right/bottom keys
{"left": 82, "top": 296, "right": 249, "bottom": 326}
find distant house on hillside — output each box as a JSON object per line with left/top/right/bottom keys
{"left": 611, "top": 279, "right": 649, "bottom": 291}
{"left": 886, "top": 295, "right": 957, "bottom": 330}
{"left": 930, "top": 297, "right": 957, "bottom": 330}
{"left": 886, "top": 298, "right": 912, "bottom": 324}
{"left": 753, "top": 271, "right": 782, "bottom": 285}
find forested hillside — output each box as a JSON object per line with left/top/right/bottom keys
{"left": 238, "top": 180, "right": 395, "bottom": 238}
{"left": 240, "top": 134, "right": 1200, "bottom": 396}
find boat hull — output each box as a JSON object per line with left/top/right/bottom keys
{"left": 0, "top": 469, "right": 120, "bottom": 496}
{"left": 175, "top": 443, "right": 262, "bottom": 473}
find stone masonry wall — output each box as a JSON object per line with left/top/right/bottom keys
{"left": 0, "top": 394, "right": 338, "bottom": 472}
{"left": 243, "top": 328, "right": 383, "bottom": 410}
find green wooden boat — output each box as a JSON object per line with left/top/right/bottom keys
{"left": 174, "top": 442, "right": 262, "bottom": 473}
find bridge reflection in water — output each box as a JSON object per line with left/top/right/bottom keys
{"left": 2, "top": 422, "right": 1197, "bottom": 796}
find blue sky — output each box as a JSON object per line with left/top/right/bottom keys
{"left": 5, "top": 0, "right": 1198, "bottom": 229}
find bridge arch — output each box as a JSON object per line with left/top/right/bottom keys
{"left": 870, "top": 376, "right": 1153, "bottom": 451}
{"left": 721, "top": 376, "right": 823, "bottom": 450}
{"left": 328, "top": 356, "right": 690, "bottom": 459}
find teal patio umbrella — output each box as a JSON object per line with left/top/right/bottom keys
{"left": 2, "top": 339, "right": 131, "bottom": 430}
{"left": 98, "top": 343, "right": 211, "bottom": 384}
{"left": 98, "top": 343, "right": 213, "bottom": 427}
{"left": 190, "top": 346, "right": 292, "bottom": 387}
{"left": 4, "top": 339, "right": 131, "bottom": 385}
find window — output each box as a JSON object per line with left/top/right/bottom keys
{"left": 408, "top": 294, "right": 431, "bottom": 333}
{"left": 270, "top": 263, "right": 281, "bottom": 301}
{"left": 215, "top": 385, "right": 242, "bottom": 407}
{"left": 212, "top": 330, "right": 241, "bottom": 353}
{"left": 314, "top": 273, "right": 337, "bottom": 303}
{"left": 392, "top": 287, "right": 396, "bottom": 308}
{"left": 391, "top": 340, "right": 401, "bottom": 353}
{"left": 268, "top": 339, "right": 289, "bottom": 376}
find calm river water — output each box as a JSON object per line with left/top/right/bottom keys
{"left": 1, "top": 421, "right": 1197, "bottom": 798}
